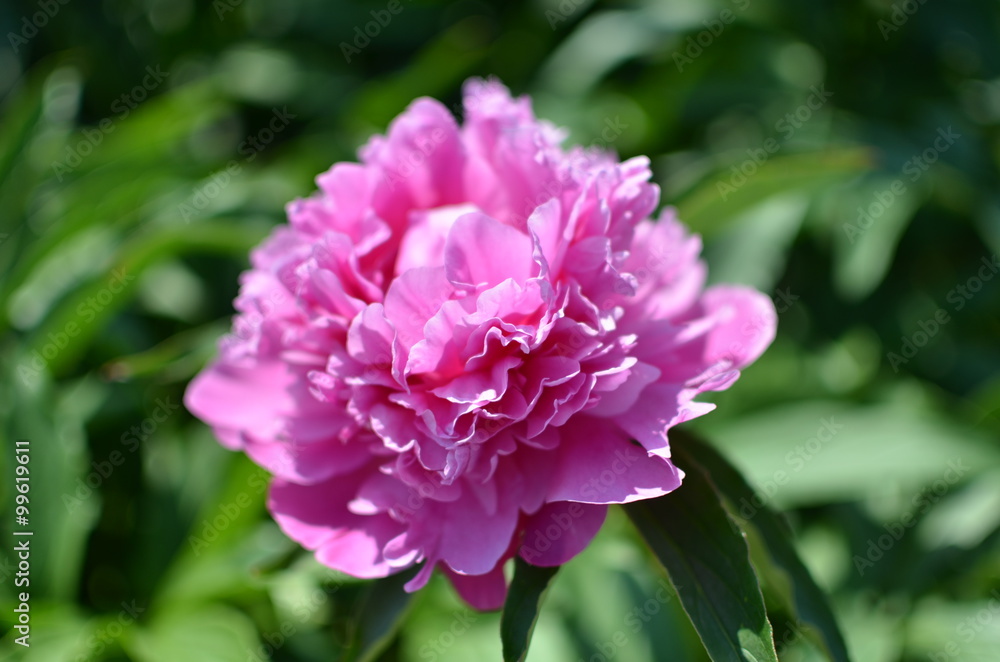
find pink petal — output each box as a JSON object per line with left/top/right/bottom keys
{"left": 519, "top": 502, "right": 607, "bottom": 567}
{"left": 546, "top": 415, "right": 683, "bottom": 504}
{"left": 410, "top": 481, "right": 521, "bottom": 576}
{"left": 347, "top": 303, "right": 395, "bottom": 370}
{"left": 587, "top": 360, "right": 661, "bottom": 417}
{"left": 618, "top": 213, "right": 705, "bottom": 327}
{"left": 382, "top": 266, "right": 453, "bottom": 350}
{"left": 395, "top": 203, "right": 480, "bottom": 275}
{"left": 363, "top": 98, "right": 466, "bottom": 226}
{"left": 269, "top": 472, "right": 407, "bottom": 579}
{"left": 698, "top": 285, "right": 778, "bottom": 368}
{"left": 443, "top": 562, "right": 508, "bottom": 611}
{"left": 444, "top": 212, "right": 535, "bottom": 288}
{"left": 614, "top": 382, "right": 716, "bottom": 459}
{"left": 184, "top": 357, "right": 291, "bottom": 446}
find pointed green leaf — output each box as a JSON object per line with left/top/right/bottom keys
{"left": 0, "top": 65, "right": 49, "bottom": 192}
{"left": 20, "top": 220, "right": 268, "bottom": 372}
{"left": 500, "top": 558, "right": 559, "bottom": 662}
{"left": 830, "top": 176, "right": 921, "bottom": 300}
{"left": 675, "top": 428, "right": 851, "bottom": 661}
{"left": 342, "top": 570, "right": 417, "bottom": 662}
{"left": 624, "top": 448, "right": 778, "bottom": 662}
{"left": 675, "top": 147, "right": 874, "bottom": 238}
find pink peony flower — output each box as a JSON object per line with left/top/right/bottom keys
{"left": 185, "top": 79, "right": 776, "bottom": 609}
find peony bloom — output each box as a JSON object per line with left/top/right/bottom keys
{"left": 185, "top": 79, "right": 776, "bottom": 609}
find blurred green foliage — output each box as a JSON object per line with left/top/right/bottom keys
{"left": 1, "top": 0, "right": 999, "bottom": 660}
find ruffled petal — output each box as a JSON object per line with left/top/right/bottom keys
{"left": 187, "top": 77, "right": 778, "bottom": 611}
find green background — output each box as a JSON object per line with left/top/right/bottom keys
{"left": 1, "top": 0, "right": 999, "bottom": 660}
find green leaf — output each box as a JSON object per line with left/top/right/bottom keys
{"left": 347, "top": 17, "right": 489, "bottom": 133}
{"left": 340, "top": 570, "right": 417, "bottom": 662}
{"left": 829, "top": 176, "right": 922, "bottom": 300}
{"left": 0, "top": 604, "right": 97, "bottom": 662}
{"left": 154, "top": 452, "right": 270, "bottom": 605}
{"left": 100, "top": 322, "right": 230, "bottom": 383}
{"left": 697, "top": 396, "right": 1000, "bottom": 508}
{"left": 675, "top": 428, "right": 851, "bottom": 662}
{"left": 54, "top": 81, "right": 226, "bottom": 175}
{"left": 0, "top": 67, "right": 45, "bottom": 192}
{"left": 0, "top": 82, "right": 227, "bottom": 309}
{"left": 19, "top": 219, "right": 268, "bottom": 372}
{"left": 704, "top": 193, "right": 810, "bottom": 291}
{"left": 124, "top": 605, "right": 259, "bottom": 662}
{"left": 501, "top": 557, "right": 560, "bottom": 662}
{"left": 1, "top": 368, "right": 103, "bottom": 601}
{"left": 675, "top": 147, "right": 874, "bottom": 238}
{"left": 624, "top": 450, "right": 778, "bottom": 662}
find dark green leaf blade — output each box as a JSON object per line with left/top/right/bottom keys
{"left": 675, "top": 429, "right": 852, "bottom": 662}
{"left": 341, "top": 569, "right": 417, "bottom": 662}
{"left": 500, "top": 557, "right": 559, "bottom": 662}
{"left": 624, "top": 448, "right": 778, "bottom": 662}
